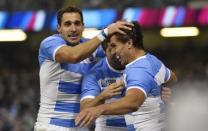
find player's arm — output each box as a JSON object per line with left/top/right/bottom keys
{"left": 75, "top": 88, "right": 145, "bottom": 127}
{"left": 99, "top": 88, "right": 145, "bottom": 115}
{"left": 163, "top": 69, "right": 177, "bottom": 87}
{"left": 81, "top": 80, "right": 124, "bottom": 110}
{"left": 161, "top": 69, "right": 177, "bottom": 102}
{"left": 55, "top": 21, "right": 133, "bottom": 63}
{"left": 81, "top": 97, "right": 104, "bottom": 111}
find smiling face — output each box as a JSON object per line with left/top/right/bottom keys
{"left": 106, "top": 44, "right": 125, "bottom": 70}
{"left": 57, "top": 12, "right": 84, "bottom": 44}
{"left": 108, "top": 35, "right": 130, "bottom": 66}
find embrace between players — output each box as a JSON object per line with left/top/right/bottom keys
{"left": 35, "top": 6, "right": 177, "bottom": 131}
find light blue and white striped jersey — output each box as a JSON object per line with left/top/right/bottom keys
{"left": 123, "top": 53, "right": 171, "bottom": 131}
{"left": 81, "top": 58, "right": 127, "bottom": 131}
{"left": 36, "top": 34, "right": 104, "bottom": 129}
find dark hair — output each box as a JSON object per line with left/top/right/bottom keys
{"left": 109, "top": 21, "right": 144, "bottom": 49}
{"left": 57, "top": 6, "right": 84, "bottom": 25}
{"left": 101, "top": 39, "right": 109, "bottom": 51}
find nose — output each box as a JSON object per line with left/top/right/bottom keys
{"left": 71, "top": 24, "right": 76, "bottom": 32}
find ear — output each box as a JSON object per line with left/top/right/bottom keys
{"left": 127, "top": 39, "right": 133, "bottom": 49}
{"left": 57, "top": 24, "right": 61, "bottom": 33}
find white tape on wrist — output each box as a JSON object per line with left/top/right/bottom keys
{"left": 97, "top": 32, "right": 105, "bottom": 41}
{"left": 103, "top": 28, "right": 108, "bottom": 36}
{"left": 96, "top": 28, "right": 108, "bottom": 41}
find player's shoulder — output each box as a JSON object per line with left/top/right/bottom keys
{"left": 127, "top": 55, "right": 149, "bottom": 69}
{"left": 90, "top": 58, "right": 107, "bottom": 71}
{"left": 40, "top": 34, "right": 66, "bottom": 48}
{"left": 42, "top": 34, "right": 64, "bottom": 43}
{"left": 130, "top": 54, "right": 161, "bottom": 68}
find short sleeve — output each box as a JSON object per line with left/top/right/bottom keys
{"left": 81, "top": 69, "right": 101, "bottom": 101}
{"left": 125, "top": 68, "right": 155, "bottom": 97}
{"left": 164, "top": 67, "right": 171, "bottom": 83}
{"left": 39, "top": 37, "right": 65, "bottom": 65}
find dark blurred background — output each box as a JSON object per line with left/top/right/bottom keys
{"left": 0, "top": 0, "right": 208, "bottom": 130}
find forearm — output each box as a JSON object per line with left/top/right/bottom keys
{"left": 98, "top": 97, "right": 138, "bottom": 115}
{"left": 81, "top": 95, "right": 105, "bottom": 110}
{"left": 98, "top": 89, "right": 145, "bottom": 115}
{"left": 73, "top": 37, "right": 101, "bottom": 62}
{"left": 75, "top": 89, "right": 144, "bottom": 127}
{"left": 56, "top": 34, "right": 104, "bottom": 63}
{"left": 99, "top": 91, "right": 145, "bottom": 115}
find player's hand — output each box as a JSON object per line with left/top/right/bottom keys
{"left": 107, "top": 21, "right": 134, "bottom": 35}
{"left": 100, "top": 80, "right": 124, "bottom": 99}
{"left": 161, "top": 87, "right": 172, "bottom": 103}
{"left": 75, "top": 107, "right": 103, "bottom": 127}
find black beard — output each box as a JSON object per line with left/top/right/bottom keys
{"left": 66, "top": 42, "right": 79, "bottom": 47}
{"left": 111, "top": 54, "right": 125, "bottom": 70}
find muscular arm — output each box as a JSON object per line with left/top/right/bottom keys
{"left": 163, "top": 69, "right": 177, "bottom": 87}
{"left": 55, "top": 37, "right": 101, "bottom": 63}
{"left": 99, "top": 88, "right": 145, "bottom": 115}
{"left": 81, "top": 97, "right": 105, "bottom": 111}
{"left": 161, "top": 69, "right": 177, "bottom": 102}
{"left": 75, "top": 88, "right": 145, "bottom": 127}
{"left": 55, "top": 21, "right": 133, "bottom": 63}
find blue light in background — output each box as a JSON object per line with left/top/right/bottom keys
{"left": 122, "top": 8, "right": 141, "bottom": 22}
{"left": 175, "top": 7, "right": 186, "bottom": 26}
{"left": 20, "top": 12, "right": 33, "bottom": 30}
{"left": 7, "top": 12, "right": 26, "bottom": 29}
{"left": 83, "top": 9, "right": 117, "bottom": 29}
{"left": 0, "top": 12, "right": 9, "bottom": 29}
{"left": 50, "top": 14, "right": 57, "bottom": 31}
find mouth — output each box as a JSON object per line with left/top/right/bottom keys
{"left": 67, "top": 34, "right": 79, "bottom": 40}
{"left": 114, "top": 54, "right": 122, "bottom": 63}
{"left": 116, "top": 55, "right": 120, "bottom": 59}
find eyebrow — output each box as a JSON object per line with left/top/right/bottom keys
{"left": 64, "top": 20, "right": 81, "bottom": 23}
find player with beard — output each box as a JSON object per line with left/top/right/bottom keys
{"left": 79, "top": 39, "right": 173, "bottom": 131}
{"left": 75, "top": 21, "right": 177, "bottom": 131}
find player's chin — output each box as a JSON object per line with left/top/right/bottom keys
{"left": 68, "top": 39, "right": 80, "bottom": 44}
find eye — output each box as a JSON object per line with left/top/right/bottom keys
{"left": 74, "top": 21, "right": 82, "bottom": 26}
{"left": 64, "top": 21, "right": 72, "bottom": 26}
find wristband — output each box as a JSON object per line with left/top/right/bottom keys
{"left": 96, "top": 28, "right": 108, "bottom": 41}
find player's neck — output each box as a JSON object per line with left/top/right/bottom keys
{"left": 128, "top": 49, "right": 146, "bottom": 63}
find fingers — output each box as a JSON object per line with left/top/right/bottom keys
{"left": 113, "top": 86, "right": 123, "bottom": 92}
{"left": 107, "top": 21, "right": 134, "bottom": 35}
{"left": 161, "top": 87, "right": 172, "bottom": 102}
{"left": 161, "top": 94, "right": 171, "bottom": 103}
{"left": 108, "top": 80, "right": 124, "bottom": 89}
{"left": 83, "top": 115, "right": 95, "bottom": 127}
{"left": 161, "top": 87, "right": 171, "bottom": 96}
{"left": 117, "top": 80, "right": 124, "bottom": 86}
{"left": 115, "top": 21, "right": 133, "bottom": 35}
{"left": 76, "top": 111, "right": 92, "bottom": 127}
{"left": 75, "top": 112, "right": 86, "bottom": 126}
{"left": 75, "top": 109, "right": 98, "bottom": 127}
{"left": 116, "top": 30, "right": 126, "bottom": 35}
{"left": 78, "top": 112, "right": 92, "bottom": 127}
{"left": 118, "top": 21, "right": 134, "bottom": 30}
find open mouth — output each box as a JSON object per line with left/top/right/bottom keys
{"left": 115, "top": 55, "right": 122, "bottom": 63}
{"left": 68, "top": 34, "right": 79, "bottom": 40}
